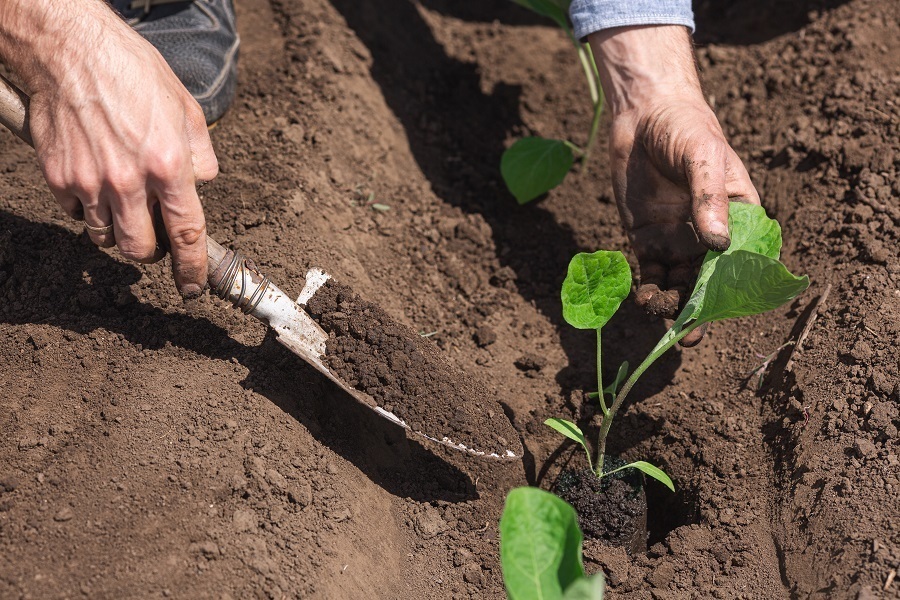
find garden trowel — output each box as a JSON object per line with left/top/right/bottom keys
{"left": 0, "top": 74, "right": 521, "bottom": 461}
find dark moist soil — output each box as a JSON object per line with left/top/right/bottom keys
{"left": 556, "top": 464, "right": 648, "bottom": 555}
{"left": 305, "top": 279, "right": 521, "bottom": 458}
{"left": 1, "top": 0, "right": 898, "bottom": 598}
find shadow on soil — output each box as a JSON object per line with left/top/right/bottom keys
{"left": 0, "top": 211, "right": 475, "bottom": 503}
{"left": 328, "top": 0, "right": 680, "bottom": 424}
{"left": 694, "top": 0, "right": 851, "bottom": 45}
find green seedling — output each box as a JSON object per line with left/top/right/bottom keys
{"left": 502, "top": 0, "right": 603, "bottom": 204}
{"left": 500, "top": 487, "right": 606, "bottom": 600}
{"left": 546, "top": 203, "right": 809, "bottom": 487}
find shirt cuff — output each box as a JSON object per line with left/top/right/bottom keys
{"left": 569, "top": 0, "right": 695, "bottom": 41}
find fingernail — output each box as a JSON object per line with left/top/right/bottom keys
{"left": 702, "top": 221, "right": 731, "bottom": 252}
{"left": 181, "top": 283, "right": 203, "bottom": 300}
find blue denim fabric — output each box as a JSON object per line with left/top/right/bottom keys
{"left": 569, "top": 0, "right": 695, "bottom": 41}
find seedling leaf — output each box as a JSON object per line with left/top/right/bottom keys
{"left": 545, "top": 418, "right": 592, "bottom": 471}
{"left": 561, "top": 251, "right": 631, "bottom": 330}
{"left": 692, "top": 250, "right": 809, "bottom": 324}
{"left": 561, "top": 574, "right": 606, "bottom": 600}
{"left": 502, "top": 137, "right": 574, "bottom": 204}
{"left": 500, "top": 487, "right": 585, "bottom": 600}
{"left": 603, "top": 461, "right": 675, "bottom": 492}
{"left": 602, "top": 360, "right": 629, "bottom": 400}
{"left": 694, "top": 203, "right": 783, "bottom": 293}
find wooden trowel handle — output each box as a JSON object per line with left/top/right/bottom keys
{"left": 0, "top": 73, "right": 236, "bottom": 295}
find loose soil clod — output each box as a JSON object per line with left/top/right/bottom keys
{"left": 305, "top": 279, "right": 522, "bottom": 458}
{"left": 555, "top": 465, "right": 648, "bottom": 555}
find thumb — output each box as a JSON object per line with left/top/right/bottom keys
{"left": 685, "top": 143, "right": 731, "bottom": 252}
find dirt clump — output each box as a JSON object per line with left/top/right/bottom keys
{"left": 556, "top": 466, "right": 648, "bottom": 554}
{"left": 306, "top": 279, "right": 521, "bottom": 458}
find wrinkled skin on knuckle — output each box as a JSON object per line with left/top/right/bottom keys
{"left": 167, "top": 221, "right": 206, "bottom": 248}
{"left": 117, "top": 237, "right": 159, "bottom": 263}
{"left": 104, "top": 167, "right": 143, "bottom": 197}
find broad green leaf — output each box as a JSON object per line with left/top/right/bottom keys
{"left": 602, "top": 360, "right": 629, "bottom": 399}
{"left": 501, "top": 137, "right": 574, "bottom": 204}
{"left": 561, "top": 251, "right": 631, "bottom": 330}
{"left": 500, "top": 487, "right": 585, "bottom": 600}
{"left": 694, "top": 203, "right": 783, "bottom": 293}
{"left": 545, "top": 418, "right": 592, "bottom": 471}
{"left": 509, "top": 0, "right": 570, "bottom": 30}
{"left": 693, "top": 250, "right": 809, "bottom": 324}
{"left": 725, "top": 203, "right": 782, "bottom": 259}
{"left": 602, "top": 461, "right": 675, "bottom": 492}
{"left": 562, "top": 574, "right": 606, "bottom": 600}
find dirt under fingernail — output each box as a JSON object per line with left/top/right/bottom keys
{"left": 180, "top": 283, "right": 203, "bottom": 300}
{"left": 701, "top": 231, "right": 731, "bottom": 252}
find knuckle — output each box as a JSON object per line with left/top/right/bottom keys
{"left": 151, "top": 148, "right": 188, "bottom": 181}
{"left": 105, "top": 167, "right": 142, "bottom": 195}
{"left": 42, "top": 168, "right": 68, "bottom": 193}
{"left": 187, "top": 101, "right": 206, "bottom": 126}
{"left": 116, "top": 237, "right": 158, "bottom": 262}
{"left": 167, "top": 221, "right": 206, "bottom": 248}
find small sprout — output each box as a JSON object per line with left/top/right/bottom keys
{"left": 371, "top": 203, "right": 391, "bottom": 212}
{"left": 501, "top": 0, "right": 603, "bottom": 203}
{"left": 546, "top": 203, "right": 809, "bottom": 490}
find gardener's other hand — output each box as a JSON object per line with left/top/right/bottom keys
{"left": 589, "top": 25, "right": 760, "bottom": 346}
{"left": 0, "top": 0, "right": 218, "bottom": 297}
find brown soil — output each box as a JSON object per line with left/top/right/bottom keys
{"left": 306, "top": 279, "right": 521, "bottom": 458}
{"left": 555, "top": 466, "right": 648, "bottom": 555}
{"left": 0, "top": 0, "right": 898, "bottom": 598}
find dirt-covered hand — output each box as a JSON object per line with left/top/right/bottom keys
{"left": 0, "top": 0, "right": 218, "bottom": 297}
{"left": 589, "top": 25, "right": 759, "bottom": 346}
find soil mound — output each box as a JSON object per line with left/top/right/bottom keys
{"left": 306, "top": 279, "right": 521, "bottom": 458}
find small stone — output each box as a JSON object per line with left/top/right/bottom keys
{"left": 850, "top": 340, "right": 874, "bottom": 363}
{"left": 473, "top": 326, "right": 497, "bottom": 347}
{"left": 853, "top": 438, "right": 878, "bottom": 459}
{"left": 462, "top": 564, "right": 484, "bottom": 586}
{"left": 53, "top": 507, "right": 74, "bottom": 522}
{"left": 514, "top": 353, "right": 547, "bottom": 372}
{"left": 415, "top": 506, "right": 448, "bottom": 539}
{"left": 288, "top": 482, "right": 313, "bottom": 507}
{"left": 648, "top": 562, "right": 676, "bottom": 588}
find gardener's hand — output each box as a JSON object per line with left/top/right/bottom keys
{"left": 589, "top": 25, "right": 760, "bottom": 346}
{"left": 0, "top": 0, "right": 218, "bottom": 298}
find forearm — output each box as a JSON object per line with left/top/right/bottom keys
{"left": 588, "top": 26, "right": 703, "bottom": 116}
{"left": 0, "top": 1, "right": 127, "bottom": 91}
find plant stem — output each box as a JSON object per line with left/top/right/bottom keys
{"left": 575, "top": 43, "right": 604, "bottom": 168}
{"left": 580, "top": 92, "right": 604, "bottom": 167}
{"left": 576, "top": 43, "right": 599, "bottom": 106}
{"left": 594, "top": 321, "right": 699, "bottom": 476}
{"left": 596, "top": 329, "right": 608, "bottom": 416}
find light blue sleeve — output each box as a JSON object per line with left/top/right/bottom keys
{"left": 569, "top": 0, "right": 695, "bottom": 41}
